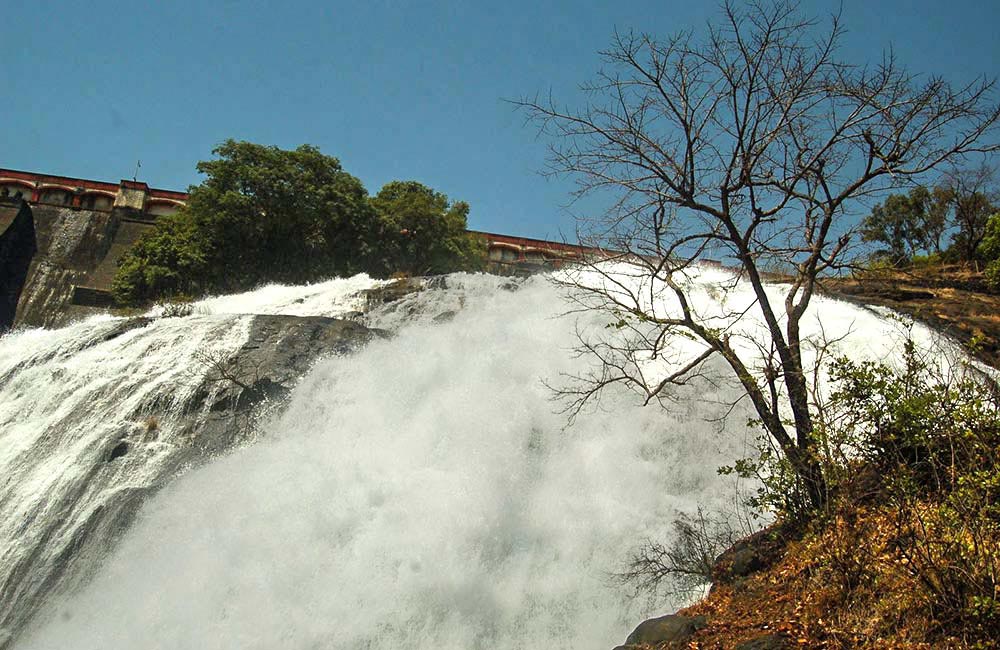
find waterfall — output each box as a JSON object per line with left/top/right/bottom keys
{"left": 1, "top": 269, "right": 948, "bottom": 649}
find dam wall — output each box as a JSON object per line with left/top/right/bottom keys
{"left": 0, "top": 167, "right": 603, "bottom": 329}
{"left": 0, "top": 169, "right": 185, "bottom": 329}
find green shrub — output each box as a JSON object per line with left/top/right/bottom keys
{"left": 986, "top": 260, "right": 1000, "bottom": 291}
{"left": 825, "top": 343, "right": 1000, "bottom": 639}
{"left": 980, "top": 212, "right": 1000, "bottom": 291}
{"left": 112, "top": 213, "right": 208, "bottom": 304}
{"left": 852, "top": 255, "right": 898, "bottom": 282}
{"left": 718, "top": 336, "right": 1000, "bottom": 641}
{"left": 909, "top": 252, "right": 943, "bottom": 269}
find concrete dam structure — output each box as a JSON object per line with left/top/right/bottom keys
{"left": 0, "top": 167, "right": 594, "bottom": 331}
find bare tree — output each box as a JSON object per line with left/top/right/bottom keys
{"left": 517, "top": 0, "right": 1000, "bottom": 511}
{"left": 192, "top": 349, "right": 276, "bottom": 439}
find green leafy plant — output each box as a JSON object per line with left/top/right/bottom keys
{"left": 113, "top": 141, "right": 485, "bottom": 306}
{"left": 823, "top": 343, "right": 1000, "bottom": 640}
{"left": 979, "top": 212, "right": 1000, "bottom": 290}
{"left": 716, "top": 336, "right": 1000, "bottom": 641}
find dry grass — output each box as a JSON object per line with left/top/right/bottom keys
{"left": 672, "top": 499, "right": 995, "bottom": 649}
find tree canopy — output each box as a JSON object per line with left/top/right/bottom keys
{"left": 861, "top": 186, "right": 948, "bottom": 264}
{"left": 113, "top": 141, "right": 484, "bottom": 304}
{"left": 369, "top": 181, "right": 486, "bottom": 276}
{"left": 979, "top": 211, "right": 1000, "bottom": 289}
{"left": 861, "top": 167, "right": 998, "bottom": 266}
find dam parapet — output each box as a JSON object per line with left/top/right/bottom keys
{"left": 0, "top": 167, "right": 606, "bottom": 328}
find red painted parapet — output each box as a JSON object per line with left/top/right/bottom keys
{"left": 469, "top": 229, "right": 609, "bottom": 270}
{"left": 0, "top": 168, "right": 187, "bottom": 215}
{"left": 0, "top": 167, "right": 603, "bottom": 268}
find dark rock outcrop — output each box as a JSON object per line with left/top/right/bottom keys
{"left": 623, "top": 613, "right": 707, "bottom": 647}
{"left": 180, "top": 315, "right": 385, "bottom": 457}
{"left": 12, "top": 204, "right": 137, "bottom": 328}
{"left": 360, "top": 277, "right": 425, "bottom": 307}
{"left": 712, "top": 524, "right": 790, "bottom": 586}
{"left": 2, "top": 202, "right": 160, "bottom": 330}
{"left": 0, "top": 202, "right": 36, "bottom": 332}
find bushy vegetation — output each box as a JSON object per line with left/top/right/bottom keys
{"left": 621, "top": 331, "right": 999, "bottom": 647}
{"left": 368, "top": 181, "right": 486, "bottom": 277}
{"left": 715, "top": 340, "right": 1000, "bottom": 645}
{"left": 112, "top": 141, "right": 485, "bottom": 305}
{"left": 861, "top": 167, "right": 998, "bottom": 270}
{"left": 980, "top": 212, "right": 1000, "bottom": 290}
{"left": 826, "top": 345, "right": 1000, "bottom": 638}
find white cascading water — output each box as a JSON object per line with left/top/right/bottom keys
{"left": 2, "top": 267, "right": 950, "bottom": 649}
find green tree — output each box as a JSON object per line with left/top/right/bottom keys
{"left": 370, "top": 181, "right": 486, "bottom": 275}
{"left": 181, "top": 140, "right": 376, "bottom": 290}
{"left": 114, "top": 140, "right": 375, "bottom": 304}
{"left": 979, "top": 211, "right": 1000, "bottom": 289}
{"left": 939, "top": 166, "right": 997, "bottom": 262}
{"left": 113, "top": 142, "right": 485, "bottom": 305}
{"left": 111, "top": 212, "right": 208, "bottom": 304}
{"left": 861, "top": 187, "right": 941, "bottom": 265}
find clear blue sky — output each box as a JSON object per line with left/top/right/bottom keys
{"left": 3, "top": 0, "right": 998, "bottom": 239}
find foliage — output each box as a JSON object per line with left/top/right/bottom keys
{"left": 942, "top": 166, "right": 999, "bottom": 263}
{"left": 861, "top": 186, "right": 948, "bottom": 265}
{"left": 520, "top": 0, "right": 1000, "bottom": 512}
{"left": 112, "top": 212, "right": 208, "bottom": 304}
{"left": 732, "top": 339, "right": 1000, "bottom": 642}
{"left": 860, "top": 169, "right": 1000, "bottom": 268}
{"left": 909, "top": 251, "right": 943, "bottom": 269}
{"left": 832, "top": 347, "right": 1000, "bottom": 640}
{"left": 718, "top": 432, "right": 815, "bottom": 519}
{"left": 979, "top": 212, "right": 1000, "bottom": 290}
{"left": 113, "top": 141, "right": 485, "bottom": 305}
{"left": 368, "top": 181, "right": 487, "bottom": 276}
{"left": 185, "top": 140, "right": 375, "bottom": 290}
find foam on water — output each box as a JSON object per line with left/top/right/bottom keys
{"left": 164, "top": 274, "right": 389, "bottom": 319}
{"left": 6, "top": 268, "right": 954, "bottom": 649}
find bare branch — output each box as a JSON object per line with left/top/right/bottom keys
{"left": 519, "top": 0, "right": 999, "bottom": 512}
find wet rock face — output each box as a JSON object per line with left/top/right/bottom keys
{"left": 182, "top": 315, "right": 385, "bottom": 457}
{"left": 12, "top": 205, "right": 124, "bottom": 329}
{"left": 0, "top": 203, "right": 36, "bottom": 332}
{"left": 0, "top": 313, "right": 379, "bottom": 649}
{"left": 359, "top": 277, "right": 426, "bottom": 308}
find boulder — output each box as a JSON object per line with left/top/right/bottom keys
{"left": 625, "top": 613, "right": 708, "bottom": 646}
{"left": 712, "top": 524, "right": 792, "bottom": 585}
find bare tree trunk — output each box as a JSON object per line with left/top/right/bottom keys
{"left": 519, "top": 0, "right": 999, "bottom": 516}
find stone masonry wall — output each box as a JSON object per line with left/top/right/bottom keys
{"left": 10, "top": 204, "right": 154, "bottom": 328}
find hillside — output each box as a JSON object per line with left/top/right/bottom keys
{"left": 820, "top": 267, "right": 1000, "bottom": 368}
{"left": 608, "top": 267, "right": 1000, "bottom": 650}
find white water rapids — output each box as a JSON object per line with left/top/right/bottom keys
{"left": 1, "top": 268, "right": 949, "bottom": 649}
